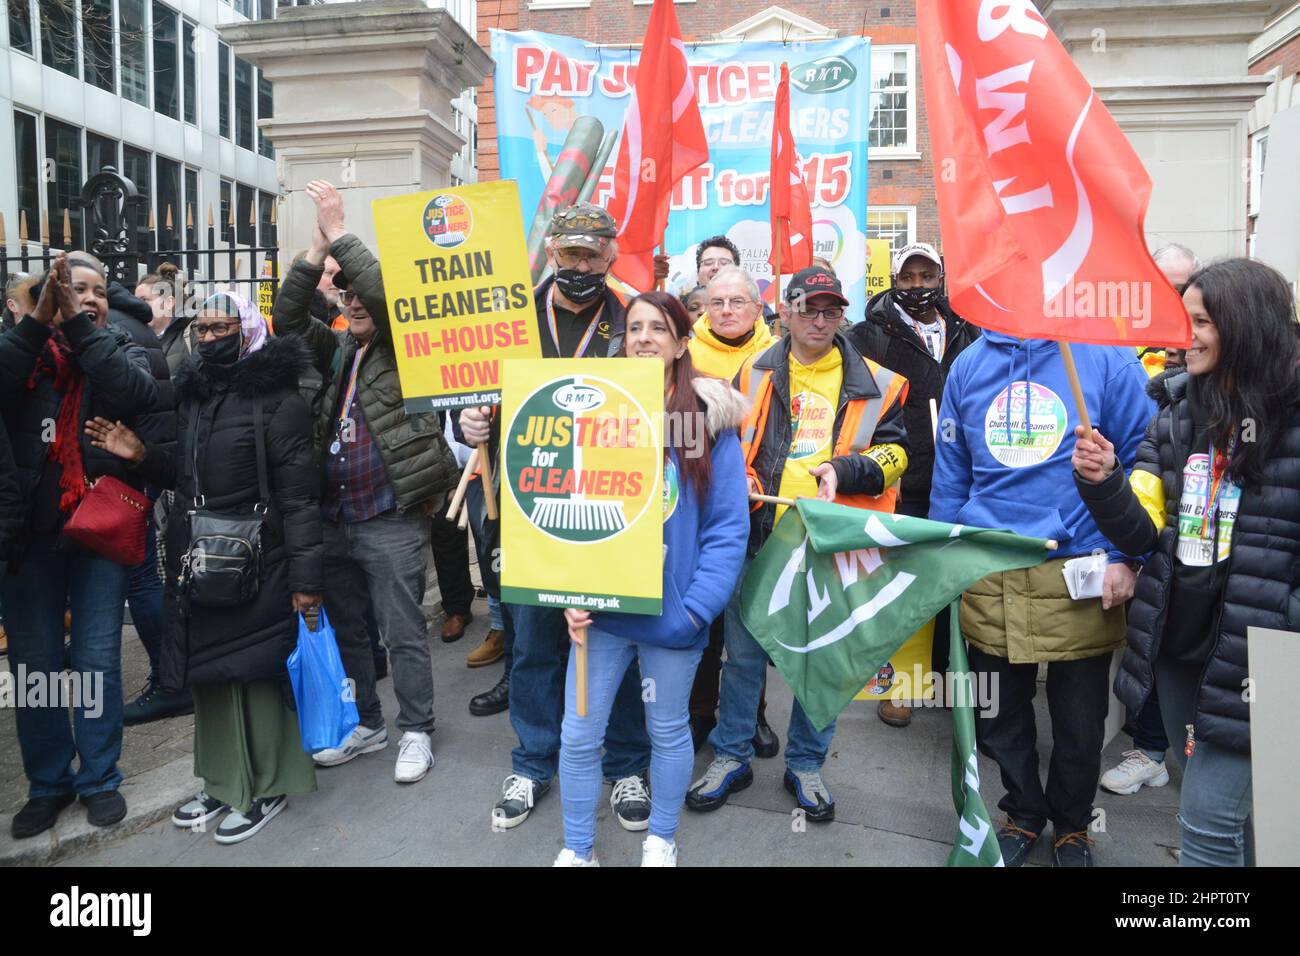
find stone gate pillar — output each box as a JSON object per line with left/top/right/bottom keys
{"left": 1040, "top": 0, "right": 1284, "bottom": 259}
{"left": 221, "top": 0, "right": 493, "bottom": 262}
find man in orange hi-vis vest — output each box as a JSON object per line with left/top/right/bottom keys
{"left": 685, "top": 266, "right": 910, "bottom": 825}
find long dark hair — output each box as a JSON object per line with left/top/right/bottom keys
{"left": 1187, "top": 257, "right": 1300, "bottom": 487}
{"left": 623, "top": 290, "right": 715, "bottom": 499}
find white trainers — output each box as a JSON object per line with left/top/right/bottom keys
{"left": 1100, "top": 750, "right": 1170, "bottom": 795}
{"left": 312, "top": 725, "right": 389, "bottom": 767}
{"left": 394, "top": 731, "right": 434, "bottom": 783}
{"left": 640, "top": 834, "right": 678, "bottom": 867}
{"left": 553, "top": 848, "right": 600, "bottom": 867}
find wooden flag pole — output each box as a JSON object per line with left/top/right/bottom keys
{"left": 446, "top": 448, "right": 480, "bottom": 523}
{"left": 478, "top": 447, "right": 498, "bottom": 520}
{"left": 1058, "top": 342, "right": 1095, "bottom": 437}
{"left": 575, "top": 622, "right": 589, "bottom": 716}
{"left": 774, "top": 220, "right": 783, "bottom": 337}
{"left": 655, "top": 242, "right": 665, "bottom": 291}
{"left": 750, "top": 492, "right": 797, "bottom": 507}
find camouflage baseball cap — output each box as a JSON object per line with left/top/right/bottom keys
{"left": 548, "top": 202, "right": 617, "bottom": 252}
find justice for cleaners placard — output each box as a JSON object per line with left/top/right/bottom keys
{"left": 372, "top": 181, "right": 541, "bottom": 412}
{"left": 500, "top": 358, "right": 664, "bottom": 615}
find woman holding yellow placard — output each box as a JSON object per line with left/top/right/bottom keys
{"left": 557, "top": 291, "right": 750, "bottom": 867}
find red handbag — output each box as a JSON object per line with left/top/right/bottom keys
{"left": 62, "top": 475, "right": 150, "bottom": 566}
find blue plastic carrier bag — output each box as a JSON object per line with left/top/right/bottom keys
{"left": 287, "top": 607, "right": 360, "bottom": 753}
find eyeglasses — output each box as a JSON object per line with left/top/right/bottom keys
{"left": 555, "top": 248, "right": 608, "bottom": 268}
{"left": 708, "top": 297, "right": 755, "bottom": 313}
{"left": 194, "top": 320, "right": 241, "bottom": 339}
{"left": 793, "top": 307, "right": 845, "bottom": 323}
{"left": 340, "top": 290, "right": 359, "bottom": 304}
{"left": 699, "top": 256, "right": 734, "bottom": 269}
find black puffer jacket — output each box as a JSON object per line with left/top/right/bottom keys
{"left": 0, "top": 416, "right": 20, "bottom": 558}
{"left": 1075, "top": 369, "right": 1300, "bottom": 754}
{"left": 0, "top": 313, "right": 159, "bottom": 550}
{"left": 136, "top": 336, "right": 324, "bottom": 690}
{"left": 848, "top": 290, "right": 979, "bottom": 516}
{"left": 108, "top": 284, "right": 176, "bottom": 481}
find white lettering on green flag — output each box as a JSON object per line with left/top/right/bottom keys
{"left": 740, "top": 499, "right": 1046, "bottom": 867}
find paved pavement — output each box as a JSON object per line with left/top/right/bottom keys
{"left": 4, "top": 578, "right": 1182, "bottom": 867}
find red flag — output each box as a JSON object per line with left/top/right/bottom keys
{"left": 768, "top": 62, "right": 814, "bottom": 276}
{"left": 916, "top": 0, "right": 1190, "bottom": 346}
{"left": 607, "top": 0, "right": 708, "bottom": 293}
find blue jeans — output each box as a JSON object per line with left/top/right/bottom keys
{"left": 127, "top": 518, "right": 164, "bottom": 683}
{"left": 505, "top": 602, "right": 649, "bottom": 783}
{"left": 1131, "top": 681, "right": 1168, "bottom": 760}
{"left": 710, "top": 558, "right": 835, "bottom": 771}
{"left": 2, "top": 535, "right": 128, "bottom": 798}
{"left": 559, "top": 630, "right": 703, "bottom": 857}
{"left": 1154, "top": 657, "right": 1254, "bottom": 867}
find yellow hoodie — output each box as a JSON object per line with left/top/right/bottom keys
{"left": 688, "top": 313, "right": 775, "bottom": 382}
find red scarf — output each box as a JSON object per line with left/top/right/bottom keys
{"left": 28, "top": 330, "right": 87, "bottom": 514}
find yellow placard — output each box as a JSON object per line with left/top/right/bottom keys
{"left": 371, "top": 181, "right": 541, "bottom": 413}
{"left": 499, "top": 358, "right": 663, "bottom": 615}
{"left": 257, "top": 259, "right": 275, "bottom": 331}
{"left": 865, "top": 239, "right": 892, "bottom": 297}
{"left": 855, "top": 619, "right": 937, "bottom": 703}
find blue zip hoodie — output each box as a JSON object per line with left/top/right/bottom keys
{"left": 929, "top": 331, "right": 1154, "bottom": 562}
{"left": 595, "top": 379, "right": 750, "bottom": 650}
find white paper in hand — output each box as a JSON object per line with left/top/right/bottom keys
{"left": 1063, "top": 553, "right": 1107, "bottom": 601}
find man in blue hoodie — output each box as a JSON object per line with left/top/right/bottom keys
{"left": 930, "top": 331, "right": 1153, "bottom": 867}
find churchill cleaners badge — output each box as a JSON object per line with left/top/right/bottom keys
{"left": 984, "top": 382, "right": 1068, "bottom": 468}
{"left": 504, "top": 374, "right": 660, "bottom": 544}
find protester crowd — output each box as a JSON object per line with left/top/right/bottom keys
{"left": 1, "top": 181, "right": 1296, "bottom": 869}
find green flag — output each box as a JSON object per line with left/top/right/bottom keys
{"left": 740, "top": 499, "right": 1050, "bottom": 732}
{"left": 740, "top": 501, "right": 1046, "bottom": 867}
{"left": 945, "top": 600, "right": 1004, "bottom": 867}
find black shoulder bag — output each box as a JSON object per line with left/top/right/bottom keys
{"left": 181, "top": 400, "right": 269, "bottom": 608}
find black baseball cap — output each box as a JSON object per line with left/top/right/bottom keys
{"left": 785, "top": 266, "right": 848, "bottom": 306}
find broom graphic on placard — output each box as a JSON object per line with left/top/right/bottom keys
{"left": 527, "top": 402, "right": 628, "bottom": 534}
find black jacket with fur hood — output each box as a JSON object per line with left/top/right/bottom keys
{"left": 136, "top": 335, "right": 325, "bottom": 690}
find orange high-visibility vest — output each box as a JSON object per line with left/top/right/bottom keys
{"left": 737, "top": 355, "right": 909, "bottom": 514}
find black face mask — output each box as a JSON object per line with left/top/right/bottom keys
{"left": 198, "top": 334, "right": 241, "bottom": 367}
{"left": 894, "top": 286, "right": 943, "bottom": 318}
{"left": 554, "top": 268, "right": 607, "bottom": 306}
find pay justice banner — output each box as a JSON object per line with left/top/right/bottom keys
{"left": 491, "top": 29, "right": 872, "bottom": 317}
{"left": 373, "top": 181, "right": 541, "bottom": 413}
{"left": 500, "top": 358, "right": 664, "bottom": 615}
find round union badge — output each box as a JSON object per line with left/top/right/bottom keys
{"left": 504, "top": 375, "right": 660, "bottom": 544}
{"left": 423, "top": 193, "right": 473, "bottom": 249}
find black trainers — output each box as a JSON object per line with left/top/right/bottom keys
{"left": 610, "top": 773, "right": 651, "bottom": 831}
{"left": 469, "top": 674, "right": 510, "bottom": 717}
{"left": 214, "top": 795, "right": 286, "bottom": 845}
{"left": 123, "top": 679, "right": 194, "bottom": 727}
{"left": 752, "top": 716, "right": 780, "bottom": 759}
{"left": 491, "top": 774, "right": 549, "bottom": 830}
{"left": 172, "top": 791, "right": 230, "bottom": 829}
{"left": 685, "top": 758, "right": 753, "bottom": 812}
{"left": 11, "top": 793, "right": 75, "bottom": 839}
{"left": 1053, "top": 830, "right": 1095, "bottom": 867}
{"left": 81, "top": 790, "right": 127, "bottom": 828}
{"left": 783, "top": 768, "right": 835, "bottom": 823}
{"left": 996, "top": 819, "right": 1041, "bottom": 867}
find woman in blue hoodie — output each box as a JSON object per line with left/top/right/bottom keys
{"left": 555, "top": 291, "right": 750, "bottom": 867}
{"left": 930, "top": 329, "right": 1154, "bottom": 867}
